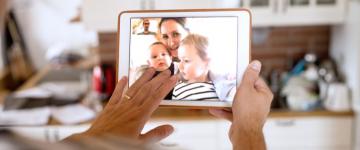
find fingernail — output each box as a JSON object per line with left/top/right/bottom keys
{"left": 251, "top": 60, "right": 261, "bottom": 72}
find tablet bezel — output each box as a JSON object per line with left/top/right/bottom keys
{"left": 117, "top": 9, "right": 252, "bottom": 108}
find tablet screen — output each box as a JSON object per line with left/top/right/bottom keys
{"left": 128, "top": 17, "right": 238, "bottom": 102}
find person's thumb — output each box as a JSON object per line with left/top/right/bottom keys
{"left": 140, "top": 124, "right": 174, "bottom": 143}
{"left": 241, "top": 60, "right": 262, "bottom": 87}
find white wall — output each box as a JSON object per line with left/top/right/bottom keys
{"left": 82, "top": 0, "right": 143, "bottom": 32}
{"left": 330, "top": 1, "right": 360, "bottom": 149}
{"left": 330, "top": 1, "right": 360, "bottom": 111}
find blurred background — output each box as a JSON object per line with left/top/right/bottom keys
{"left": 0, "top": 0, "right": 359, "bottom": 150}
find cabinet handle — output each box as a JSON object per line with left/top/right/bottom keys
{"left": 44, "top": 128, "right": 50, "bottom": 142}
{"left": 149, "top": 0, "right": 155, "bottom": 10}
{"left": 140, "top": 0, "right": 146, "bottom": 10}
{"left": 273, "top": 0, "right": 279, "bottom": 13}
{"left": 283, "top": 0, "right": 288, "bottom": 13}
{"left": 54, "top": 128, "right": 60, "bottom": 142}
{"left": 160, "top": 142, "right": 179, "bottom": 147}
{"left": 275, "top": 119, "right": 295, "bottom": 127}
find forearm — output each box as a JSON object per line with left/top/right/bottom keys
{"left": 231, "top": 127, "right": 266, "bottom": 150}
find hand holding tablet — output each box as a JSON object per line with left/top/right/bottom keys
{"left": 117, "top": 9, "right": 251, "bottom": 108}
{"left": 66, "top": 9, "right": 272, "bottom": 149}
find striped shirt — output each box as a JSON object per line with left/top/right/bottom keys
{"left": 172, "top": 82, "right": 219, "bottom": 101}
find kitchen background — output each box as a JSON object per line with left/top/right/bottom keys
{"left": 0, "top": 0, "right": 360, "bottom": 150}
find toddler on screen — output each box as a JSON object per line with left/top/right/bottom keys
{"left": 172, "top": 34, "right": 219, "bottom": 101}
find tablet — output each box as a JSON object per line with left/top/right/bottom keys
{"left": 117, "top": 9, "right": 251, "bottom": 108}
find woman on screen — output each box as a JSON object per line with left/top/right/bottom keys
{"left": 159, "top": 17, "right": 189, "bottom": 62}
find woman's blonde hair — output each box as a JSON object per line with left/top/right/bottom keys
{"left": 180, "top": 34, "right": 209, "bottom": 61}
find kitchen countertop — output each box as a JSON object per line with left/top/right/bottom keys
{"left": 44, "top": 108, "right": 354, "bottom": 125}
{"left": 269, "top": 109, "right": 354, "bottom": 117}
{"left": 150, "top": 107, "right": 354, "bottom": 121}
{"left": 1, "top": 62, "right": 355, "bottom": 126}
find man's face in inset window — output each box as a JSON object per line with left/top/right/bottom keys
{"left": 143, "top": 19, "right": 150, "bottom": 31}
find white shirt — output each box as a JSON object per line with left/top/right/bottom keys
{"left": 172, "top": 82, "right": 219, "bottom": 101}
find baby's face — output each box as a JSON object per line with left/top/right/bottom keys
{"left": 148, "top": 44, "right": 172, "bottom": 71}
{"left": 178, "top": 45, "right": 209, "bottom": 83}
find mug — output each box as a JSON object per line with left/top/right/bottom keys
{"left": 324, "top": 83, "right": 351, "bottom": 111}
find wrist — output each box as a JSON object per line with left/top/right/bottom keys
{"left": 233, "top": 119, "right": 263, "bottom": 133}
{"left": 230, "top": 123, "right": 264, "bottom": 145}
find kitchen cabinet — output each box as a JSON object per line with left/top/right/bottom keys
{"left": 6, "top": 111, "right": 354, "bottom": 150}
{"left": 82, "top": 0, "right": 144, "bottom": 32}
{"left": 151, "top": 0, "right": 347, "bottom": 26}
{"left": 145, "top": 120, "right": 221, "bottom": 150}
{"left": 146, "top": 115, "right": 353, "bottom": 150}
{"left": 241, "top": 0, "right": 348, "bottom": 26}
{"left": 264, "top": 116, "right": 353, "bottom": 150}
{"left": 152, "top": 0, "right": 347, "bottom": 26}
{"left": 9, "top": 125, "right": 90, "bottom": 143}
{"left": 242, "top": 0, "right": 280, "bottom": 27}
{"left": 153, "top": 0, "right": 244, "bottom": 9}
{"left": 82, "top": 0, "right": 348, "bottom": 31}
{"left": 153, "top": 0, "right": 216, "bottom": 9}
